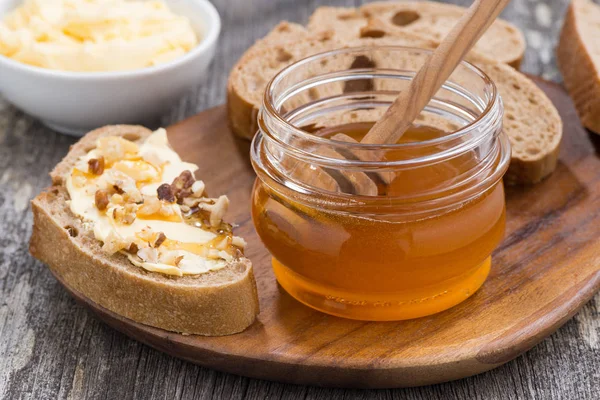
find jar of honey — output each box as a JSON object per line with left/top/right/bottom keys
{"left": 250, "top": 47, "right": 510, "bottom": 321}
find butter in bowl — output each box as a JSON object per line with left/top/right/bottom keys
{"left": 0, "top": 0, "right": 221, "bottom": 135}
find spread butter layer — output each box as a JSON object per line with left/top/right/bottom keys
{"left": 66, "top": 129, "right": 245, "bottom": 276}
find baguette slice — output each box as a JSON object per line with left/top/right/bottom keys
{"left": 30, "top": 125, "right": 259, "bottom": 336}
{"left": 307, "top": 2, "right": 525, "bottom": 68}
{"left": 478, "top": 62, "right": 562, "bottom": 184}
{"left": 227, "top": 32, "right": 342, "bottom": 140}
{"left": 228, "top": 23, "right": 562, "bottom": 184}
{"left": 557, "top": 0, "right": 600, "bottom": 134}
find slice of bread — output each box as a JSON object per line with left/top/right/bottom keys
{"left": 307, "top": 2, "right": 525, "bottom": 68}
{"left": 227, "top": 33, "right": 342, "bottom": 140}
{"left": 30, "top": 125, "right": 259, "bottom": 336}
{"left": 478, "top": 62, "right": 562, "bottom": 184}
{"left": 557, "top": 0, "right": 600, "bottom": 134}
{"left": 228, "top": 22, "right": 562, "bottom": 184}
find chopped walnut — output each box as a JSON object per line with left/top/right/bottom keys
{"left": 171, "top": 170, "right": 194, "bottom": 203}
{"left": 88, "top": 156, "right": 105, "bottom": 175}
{"left": 191, "top": 180, "right": 205, "bottom": 197}
{"left": 137, "top": 227, "right": 155, "bottom": 243}
{"left": 154, "top": 232, "right": 166, "bottom": 248}
{"left": 128, "top": 242, "right": 139, "bottom": 254}
{"left": 111, "top": 204, "right": 137, "bottom": 225}
{"left": 102, "top": 231, "right": 128, "bottom": 254}
{"left": 95, "top": 189, "right": 109, "bottom": 211}
{"left": 199, "top": 195, "right": 229, "bottom": 228}
{"left": 105, "top": 170, "right": 142, "bottom": 203}
{"left": 137, "top": 247, "right": 159, "bottom": 264}
{"left": 112, "top": 184, "right": 125, "bottom": 195}
{"left": 161, "top": 251, "right": 184, "bottom": 266}
{"left": 157, "top": 183, "right": 175, "bottom": 203}
{"left": 137, "top": 196, "right": 161, "bottom": 216}
{"left": 182, "top": 196, "right": 211, "bottom": 208}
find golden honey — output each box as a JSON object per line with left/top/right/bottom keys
{"left": 251, "top": 47, "right": 510, "bottom": 320}
{"left": 253, "top": 123, "right": 506, "bottom": 320}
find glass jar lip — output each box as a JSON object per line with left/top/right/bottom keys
{"left": 251, "top": 129, "right": 510, "bottom": 207}
{"left": 262, "top": 45, "right": 500, "bottom": 152}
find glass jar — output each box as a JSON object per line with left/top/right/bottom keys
{"left": 250, "top": 47, "right": 510, "bottom": 321}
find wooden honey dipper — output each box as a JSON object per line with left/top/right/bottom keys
{"left": 301, "top": 0, "right": 511, "bottom": 196}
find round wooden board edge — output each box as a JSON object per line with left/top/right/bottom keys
{"left": 47, "top": 263, "right": 600, "bottom": 388}
{"left": 39, "top": 76, "right": 600, "bottom": 388}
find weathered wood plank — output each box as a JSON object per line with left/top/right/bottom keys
{"left": 1, "top": 0, "right": 598, "bottom": 399}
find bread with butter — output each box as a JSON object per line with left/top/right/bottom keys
{"left": 30, "top": 125, "right": 259, "bottom": 336}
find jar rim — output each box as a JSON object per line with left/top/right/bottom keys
{"left": 262, "top": 46, "right": 501, "bottom": 161}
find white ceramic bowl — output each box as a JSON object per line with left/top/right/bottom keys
{"left": 0, "top": 0, "right": 220, "bottom": 136}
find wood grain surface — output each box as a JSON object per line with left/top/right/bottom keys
{"left": 43, "top": 76, "right": 600, "bottom": 390}
{"left": 1, "top": 0, "right": 598, "bottom": 399}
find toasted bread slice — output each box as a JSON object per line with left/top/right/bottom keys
{"left": 557, "top": 0, "right": 600, "bottom": 134}
{"left": 307, "top": 2, "right": 525, "bottom": 68}
{"left": 227, "top": 22, "right": 562, "bottom": 184}
{"left": 30, "top": 125, "right": 259, "bottom": 336}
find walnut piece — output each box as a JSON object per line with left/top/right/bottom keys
{"left": 137, "top": 247, "right": 159, "bottom": 264}
{"left": 157, "top": 183, "right": 175, "bottom": 202}
{"left": 154, "top": 232, "right": 166, "bottom": 248}
{"left": 88, "top": 156, "right": 105, "bottom": 175}
{"left": 94, "top": 189, "right": 109, "bottom": 210}
{"left": 102, "top": 231, "right": 128, "bottom": 254}
{"left": 191, "top": 180, "right": 205, "bottom": 197}
{"left": 137, "top": 227, "right": 155, "bottom": 243}
{"left": 199, "top": 195, "right": 229, "bottom": 228}
{"left": 104, "top": 170, "right": 142, "bottom": 203}
{"left": 128, "top": 242, "right": 139, "bottom": 254}
{"left": 111, "top": 204, "right": 137, "bottom": 225}
{"left": 171, "top": 170, "right": 195, "bottom": 204}
{"left": 138, "top": 196, "right": 161, "bottom": 216}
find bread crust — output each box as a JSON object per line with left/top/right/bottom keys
{"left": 29, "top": 125, "right": 259, "bottom": 336}
{"left": 557, "top": 0, "right": 600, "bottom": 134}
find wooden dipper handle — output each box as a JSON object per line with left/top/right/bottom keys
{"left": 361, "top": 0, "right": 510, "bottom": 145}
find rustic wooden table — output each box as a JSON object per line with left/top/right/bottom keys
{"left": 1, "top": 0, "right": 598, "bottom": 399}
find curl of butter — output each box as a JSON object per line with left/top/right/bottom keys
{"left": 0, "top": 0, "right": 199, "bottom": 72}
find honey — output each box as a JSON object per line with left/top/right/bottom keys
{"left": 251, "top": 46, "right": 510, "bottom": 320}
{"left": 252, "top": 123, "right": 506, "bottom": 320}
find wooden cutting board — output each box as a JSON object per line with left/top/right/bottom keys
{"left": 53, "top": 77, "right": 600, "bottom": 388}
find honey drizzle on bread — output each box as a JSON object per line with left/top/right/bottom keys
{"left": 30, "top": 125, "right": 259, "bottom": 336}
